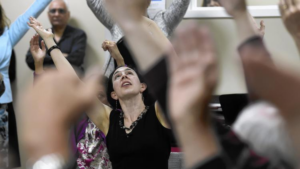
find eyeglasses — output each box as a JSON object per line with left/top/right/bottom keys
{"left": 48, "top": 8, "right": 66, "bottom": 14}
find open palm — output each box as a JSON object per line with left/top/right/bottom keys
{"left": 30, "top": 34, "right": 46, "bottom": 63}
{"left": 168, "top": 24, "right": 218, "bottom": 124}
{"left": 28, "top": 17, "right": 53, "bottom": 40}
{"left": 279, "top": 1, "right": 300, "bottom": 40}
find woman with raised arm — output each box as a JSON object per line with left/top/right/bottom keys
{"left": 28, "top": 16, "right": 173, "bottom": 169}
{"left": 29, "top": 28, "right": 114, "bottom": 169}
{"left": 0, "top": 1, "right": 51, "bottom": 167}
{"left": 87, "top": 0, "right": 190, "bottom": 75}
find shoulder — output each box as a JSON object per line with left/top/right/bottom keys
{"left": 155, "top": 102, "right": 170, "bottom": 129}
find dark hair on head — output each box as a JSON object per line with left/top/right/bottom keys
{"left": 202, "top": 0, "right": 220, "bottom": 7}
{"left": 106, "top": 66, "right": 155, "bottom": 110}
{"left": 0, "top": 5, "right": 10, "bottom": 36}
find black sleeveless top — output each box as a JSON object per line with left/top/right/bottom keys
{"left": 106, "top": 105, "right": 172, "bottom": 169}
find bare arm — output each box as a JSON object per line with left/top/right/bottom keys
{"left": 102, "top": 40, "right": 125, "bottom": 67}
{"left": 28, "top": 17, "right": 78, "bottom": 80}
{"left": 104, "top": 0, "right": 172, "bottom": 73}
{"left": 28, "top": 17, "right": 112, "bottom": 133}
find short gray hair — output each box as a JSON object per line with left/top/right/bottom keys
{"left": 51, "top": 0, "right": 69, "bottom": 11}
{"left": 233, "top": 101, "right": 297, "bottom": 168}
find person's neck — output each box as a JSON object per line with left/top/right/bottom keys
{"left": 119, "top": 94, "right": 145, "bottom": 123}
{"left": 53, "top": 25, "right": 67, "bottom": 37}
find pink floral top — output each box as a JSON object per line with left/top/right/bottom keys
{"left": 77, "top": 119, "right": 112, "bottom": 169}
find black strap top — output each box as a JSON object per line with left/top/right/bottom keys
{"left": 106, "top": 105, "right": 171, "bottom": 169}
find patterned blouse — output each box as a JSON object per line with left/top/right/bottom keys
{"left": 76, "top": 119, "right": 112, "bottom": 169}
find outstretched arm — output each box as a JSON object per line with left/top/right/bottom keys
{"left": 168, "top": 24, "right": 219, "bottom": 168}
{"left": 28, "top": 17, "right": 112, "bottom": 133}
{"left": 105, "top": 0, "right": 171, "bottom": 73}
{"left": 28, "top": 17, "right": 78, "bottom": 79}
{"left": 220, "top": 0, "right": 272, "bottom": 101}
{"left": 7, "top": 0, "right": 52, "bottom": 48}
{"left": 86, "top": 0, "right": 114, "bottom": 30}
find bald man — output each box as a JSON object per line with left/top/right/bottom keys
{"left": 26, "top": 0, "right": 87, "bottom": 74}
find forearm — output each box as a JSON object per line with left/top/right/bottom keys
{"left": 34, "top": 60, "right": 44, "bottom": 74}
{"left": 122, "top": 21, "right": 169, "bottom": 73}
{"left": 115, "top": 56, "right": 125, "bottom": 67}
{"left": 43, "top": 38, "right": 78, "bottom": 78}
{"left": 234, "top": 11, "right": 260, "bottom": 44}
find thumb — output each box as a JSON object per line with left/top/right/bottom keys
{"left": 41, "top": 40, "right": 46, "bottom": 51}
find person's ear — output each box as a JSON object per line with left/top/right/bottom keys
{"left": 111, "top": 91, "right": 119, "bottom": 100}
{"left": 140, "top": 83, "right": 147, "bottom": 93}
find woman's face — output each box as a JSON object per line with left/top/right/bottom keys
{"left": 111, "top": 67, "right": 146, "bottom": 100}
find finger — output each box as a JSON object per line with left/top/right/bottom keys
{"left": 34, "top": 35, "right": 39, "bottom": 46}
{"left": 259, "top": 20, "right": 265, "bottom": 32}
{"left": 102, "top": 42, "right": 108, "bottom": 50}
{"left": 286, "top": 0, "right": 294, "bottom": 8}
{"left": 30, "top": 37, "right": 34, "bottom": 48}
{"left": 196, "top": 27, "right": 216, "bottom": 62}
{"left": 41, "top": 40, "right": 46, "bottom": 51}
{"left": 47, "top": 28, "right": 53, "bottom": 34}
{"left": 279, "top": 0, "right": 285, "bottom": 16}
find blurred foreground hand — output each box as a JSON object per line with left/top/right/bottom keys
{"left": 18, "top": 69, "right": 101, "bottom": 164}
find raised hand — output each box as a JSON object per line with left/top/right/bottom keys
{"left": 30, "top": 34, "right": 46, "bottom": 63}
{"left": 169, "top": 24, "right": 218, "bottom": 124}
{"left": 19, "top": 69, "right": 101, "bottom": 163}
{"left": 102, "top": 40, "right": 125, "bottom": 66}
{"left": 249, "top": 14, "right": 266, "bottom": 37}
{"left": 279, "top": 0, "right": 300, "bottom": 41}
{"left": 167, "top": 23, "right": 219, "bottom": 168}
{"left": 27, "top": 17, "right": 53, "bottom": 40}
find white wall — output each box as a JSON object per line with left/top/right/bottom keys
{"left": 2, "top": 0, "right": 300, "bottom": 168}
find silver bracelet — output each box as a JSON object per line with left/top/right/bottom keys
{"left": 27, "top": 154, "right": 65, "bottom": 169}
